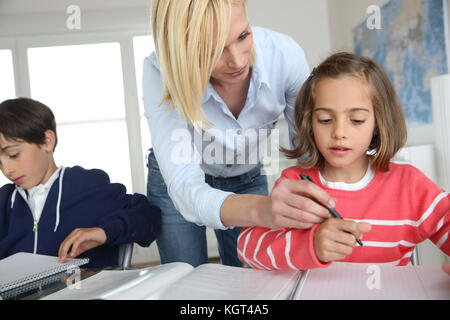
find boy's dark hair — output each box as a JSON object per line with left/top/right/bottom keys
{"left": 0, "top": 98, "right": 58, "bottom": 150}
{"left": 282, "top": 52, "right": 407, "bottom": 173}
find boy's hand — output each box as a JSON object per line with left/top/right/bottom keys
{"left": 58, "top": 227, "right": 107, "bottom": 263}
{"left": 313, "top": 218, "right": 371, "bottom": 263}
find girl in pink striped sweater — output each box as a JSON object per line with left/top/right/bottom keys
{"left": 238, "top": 52, "right": 449, "bottom": 270}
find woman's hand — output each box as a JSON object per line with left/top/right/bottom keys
{"left": 221, "top": 179, "right": 338, "bottom": 229}
{"left": 58, "top": 227, "right": 107, "bottom": 263}
{"left": 260, "top": 178, "right": 336, "bottom": 229}
{"left": 313, "top": 218, "right": 371, "bottom": 263}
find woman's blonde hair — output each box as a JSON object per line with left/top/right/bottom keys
{"left": 152, "top": 0, "right": 253, "bottom": 127}
{"left": 282, "top": 52, "right": 407, "bottom": 173}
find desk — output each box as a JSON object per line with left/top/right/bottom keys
{"left": 4, "top": 263, "right": 449, "bottom": 300}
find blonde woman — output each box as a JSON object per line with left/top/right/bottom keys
{"left": 143, "top": 0, "right": 334, "bottom": 267}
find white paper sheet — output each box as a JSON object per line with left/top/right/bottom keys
{"left": 297, "top": 263, "right": 450, "bottom": 300}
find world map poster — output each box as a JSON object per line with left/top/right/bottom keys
{"left": 354, "top": 0, "right": 448, "bottom": 125}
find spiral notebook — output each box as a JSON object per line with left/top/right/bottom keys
{"left": 0, "top": 252, "right": 89, "bottom": 296}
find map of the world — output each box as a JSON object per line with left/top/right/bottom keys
{"left": 354, "top": 0, "right": 448, "bottom": 125}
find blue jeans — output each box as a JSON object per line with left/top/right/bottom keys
{"left": 146, "top": 149, "right": 268, "bottom": 267}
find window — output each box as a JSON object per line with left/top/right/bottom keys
{"left": 28, "top": 43, "right": 132, "bottom": 190}
{"left": 0, "top": 49, "right": 16, "bottom": 187}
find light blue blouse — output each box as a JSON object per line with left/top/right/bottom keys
{"left": 142, "top": 27, "right": 310, "bottom": 229}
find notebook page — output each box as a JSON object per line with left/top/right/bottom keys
{"left": 43, "top": 262, "right": 193, "bottom": 300}
{"left": 157, "top": 264, "right": 300, "bottom": 300}
{"left": 414, "top": 265, "right": 450, "bottom": 300}
{"left": 0, "top": 252, "right": 88, "bottom": 292}
{"left": 298, "top": 263, "right": 428, "bottom": 300}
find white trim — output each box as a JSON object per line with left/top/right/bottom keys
{"left": 284, "top": 231, "right": 297, "bottom": 270}
{"left": 436, "top": 232, "right": 448, "bottom": 248}
{"left": 253, "top": 230, "right": 274, "bottom": 270}
{"left": 119, "top": 36, "right": 145, "bottom": 194}
{"left": 362, "top": 240, "right": 416, "bottom": 248}
{"left": 267, "top": 246, "right": 278, "bottom": 270}
{"left": 13, "top": 40, "right": 31, "bottom": 98}
{"left": 7, "top": 29, "right": 149, "bottom": 49}
{"left": 237, "top": 249, "right": 261, "bottom": 270}
{"left": 437, "top": 216, "right": 445, "bottom": 231}
{"left": 237, "top": 226, "right": 252, "bottom": 244}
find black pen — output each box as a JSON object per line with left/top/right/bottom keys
{"left": 299, "top": 174, "right": 364, "bottom": 246}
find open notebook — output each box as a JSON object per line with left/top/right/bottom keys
{"left": 43, "top": 263, "right": 300, "bottom": 300}
{"left": 43, "top": 262, "right": 449, "bottom": 300}
{"left": 0, "top": 252, "right": 89, "bottom": 298}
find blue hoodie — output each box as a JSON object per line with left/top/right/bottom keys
{"left": 0, "top": 166, "right": 161, "bottom": 268}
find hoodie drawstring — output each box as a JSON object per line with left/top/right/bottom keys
{"left": 10, "top": 187, "right": 18, "bottom": 208}
{"left": 9, "top": 167, "right": 65, "bottom": 253}
{"left": 54, "top": 167, "right": 65, "bottom": 232}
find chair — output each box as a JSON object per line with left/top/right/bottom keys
{"left": 118, "top": 243, "right": 134, "bottom": 269}
{"left": 410, "top": 246, "right": 420, "bottom": 266}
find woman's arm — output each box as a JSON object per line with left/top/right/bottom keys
{"left": 221, "top": 177, "right": 334, "bottom": 229}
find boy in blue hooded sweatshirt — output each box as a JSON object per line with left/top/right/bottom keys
{"left": 0, "top": 98, "right": 161, "bottom": 268}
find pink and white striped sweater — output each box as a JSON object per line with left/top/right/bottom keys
{"left": 238, "top": 163, "right": 450, "bottom": 270}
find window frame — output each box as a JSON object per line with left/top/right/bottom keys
{"left": 0, "top": 29, "right": 151, "bottom": 194}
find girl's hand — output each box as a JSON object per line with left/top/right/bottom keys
{"left": 263, "top": 178, "right": 335, "bottom": 229}
{"left": 313, "top": 218, "right": 371, "bottom": 263}
{"left": 58, "top": 227, "right": 107, "bottom": 263}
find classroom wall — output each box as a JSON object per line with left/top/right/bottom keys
{"left": 247, "top": 0, "right": 332, "bottom": 68}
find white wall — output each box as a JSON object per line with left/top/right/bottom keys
{"left": 326, "top": 0, "right": 389, "bottom": 52}
{"left": 247, "top": 0, "right": 332, "bottom": 69}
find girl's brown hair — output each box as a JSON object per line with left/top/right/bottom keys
{"left": 282, "top": 52, "right": 407, "bottom": 172}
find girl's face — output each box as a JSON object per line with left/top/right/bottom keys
{"left": 0, "top": 132, "right": 56, "bottom": 190}
{"left": 211, "top": 4, "right": 253, "bottom": 85}
{"left": 312, "top": 76, "right": 376, "bottom": 182}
